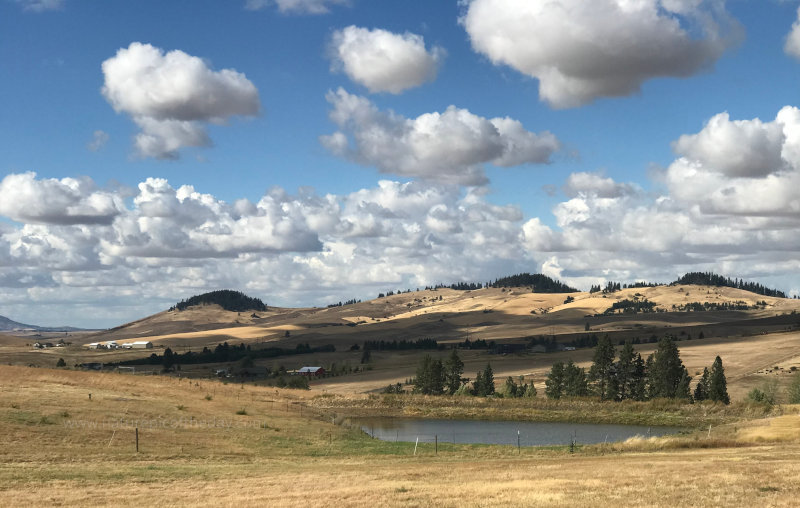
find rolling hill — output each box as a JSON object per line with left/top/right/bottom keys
{"left": 79, "top": 283, "right": 800, "bottom": 351}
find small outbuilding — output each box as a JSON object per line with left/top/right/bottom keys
{"left": 129, "top": 341, "right": 153, "bottom": 349}
{"left": 297, "top": 366, "right": 325, "bottom": 377}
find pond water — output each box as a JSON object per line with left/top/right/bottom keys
{"left": 356, "top": 417, "right": 684, "bottom": 447}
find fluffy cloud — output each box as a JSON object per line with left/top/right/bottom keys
{"left": 101, "top": 42, "right": 260, "bottom": 159}
{"left": 244, "top": 0, "right": 347, "bottom": 14}
{"left": 14, "top": 0, "right": 63, "bottom": 12}
{"left": 320, "top": 88, "right": 560, "bottom": 185}
{"left": 460, "top": 0, "right": 741, "bottom": 108}
{"left": 672, "top": 112, "right": 786, "bottom": 178}
{"left": 0, "top": 172, "right": 125, "bottom": 225}
{"left": 522, "top": 106, "right": 800, "bottom": 289}
{"left": 329, "top": 26, "right": 445, "bottom": 94}
{"left": 0, "top": 173, "right": 533, "bottom": 327}
{"left": 786, "top": 7, "right": 800, "bottom": 59}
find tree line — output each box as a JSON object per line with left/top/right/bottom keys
{"left": 118, "top": 341, "right": 335, "bottom": 367}
{"left": 673, "top": 272, "right": 786, "bottom": 298}
{"left": 170, "top": 290, "right": 267, "bottom": 312}
{"left": 545, "top": 336, "right": 729, "bottom": 403}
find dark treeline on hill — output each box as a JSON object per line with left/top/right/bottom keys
{"left": 490, "top": 273, "right": 577, "bottom": 292}
{"left": 362, "top": 338, "right": 440, "bottom": 351}
{"left": 327, "top": 298, "right": 361, "bottom": 308}
{"left": 603, "top": 298, "right": 657, "bottom": 315}
{"left": 589, "top": 281, "right": 663, "bottom": 294}
{"left": 673, "top": 272, "right": 786, "bottom": 298}
{"left": 170, "top": 290, "right": 267, "bottom": 312}
{"left": 119, "top": 341, "right": 335, "bottom": 366}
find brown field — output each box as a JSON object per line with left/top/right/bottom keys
{"left": 3, "top": 285, "right": 800, "bottom": 506}
{"left": 1, "top": 365, "right": 800, "bottom": 507}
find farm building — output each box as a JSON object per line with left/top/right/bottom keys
{"left": 125, "top": 341, "right": 153, "bottom": 349}
{"left": 297, "top": 366, "right": 325, "bottom": 377}
{"left": 86, "top": 342, "right": 106, "bottom": 349}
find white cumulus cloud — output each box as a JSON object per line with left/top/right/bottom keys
{"left": 672, "top": 112, "right": 786, "bottom": 178}
{"left": 0, "top": 172, "right": 125, "bottom": 225}
{"left": 101, "top": 42, "right": 260, "bottom": 159}
{"left": 320, "top": 88, "right": 560, "bottom": 185}
{"left": 786, "top": 7, "right": 800, "bottom": 59}
{"left": 244, "top": 0, "right": 347, "bottom": 15}
{"left": 14, "top": 0, "right": 63, "bottom": 12}
{"left": 460, "top": 0, "right": 741, "bottom": 108}
{"left": 329, "top": 26, "right": 445, "bottom": 94}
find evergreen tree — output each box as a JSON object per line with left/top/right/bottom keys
{"left": 563, "top": 360, "right": 589, "bottom": 397}
{"left": 629, "top": 352, "right": 648, "bottom": 401}
{"left": 646, "top": 338, "right": 685, "bottom": 399}
{"left": 615, "top": 341, "right": 640, "bottom": 400}
{"left": 545, "top": 361, "right": 565, "bottom": 399}
{"left": 589, "top": 335, "right": 616, "bottom": 400}
{"left": 413, "top": 355, "right": 445, "bottom": 395}
{"left": 502, "top": 377, "right": 518, "bottom": 398}
{"left": 163, "top": 347, "right": 175, "bottom": 371}
{"left": 676, "top": 368, "right": 693, "bottom": 401}
{"left": 56, "top": 357, "right": 66, "bottom": 368}
{"left": 473, "top": 370, "right": 485, "bottom": 396}
{"left": 708, "top": 356, "right": 730, "bottom": 404}
{"left": 694, "top": 367, "right": 710, "bottom": 401}
{"left": 444, "top": 349, "right": 465, "bottom": 395}
{"left": 482, "top": 363, "right": 495, "bottom": 396}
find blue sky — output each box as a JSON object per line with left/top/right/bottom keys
{"left": 1, "top": 0, "right": 800, "bottom": 328}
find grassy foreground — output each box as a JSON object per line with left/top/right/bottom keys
{"left": 2, "top": 365, "right": 800, "bottom": 507}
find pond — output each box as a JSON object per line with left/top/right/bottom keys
{"left": 355, "top": 417, "right": 684, "bottom": 447}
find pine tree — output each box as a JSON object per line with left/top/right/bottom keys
{"left": 413, "top": 355, "right": 445, "bottom": 395}
{"left": 616, "top": 341, "right": 641, "bottom": 400}
{"left": 676, "top": 368, "right": 693, "bottom": 402}
{"left": 502, "top": 377, "right": 518, "bottom": 398}
{"left": 646, "top": 338, "right": 685, "bottom": 399}
{"left": 708, "top": 356, "right": 730, "bottom": 404}
{"left": 444, "top": 349, "right": 465, "bottom": 395}
{"left": 589, "top": 335, "right": 616, "bottom": 400}
{"left": 545, "top": 361, "right": 565, "bottom": 399}
{"left": 694, "top": 367, "right": 709, "bottom": 401}
{"left": 482, "top": 363, "right": 495, "bottom": 396}
{"left": 563, "top": 360, "right": 589, "bottom": 397}
{"left": 473, "top": 370, "right": 485, "bottom": 396}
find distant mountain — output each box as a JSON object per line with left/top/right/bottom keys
{"left": 0, "top": 314, "right": 84, "bottom": 332}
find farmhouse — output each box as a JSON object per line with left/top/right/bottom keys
{"left": 297, "top": 366, "right": 325, "bottom": 377}
{"left": 86, "top": 342, "right": 106, "bottom": 349}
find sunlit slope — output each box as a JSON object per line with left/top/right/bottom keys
{"left": 82, "top": 285, "right": 800, "bottom": 346}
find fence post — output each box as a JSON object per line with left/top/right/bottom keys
{"left": 435, "top": 435, "right": 438, "bottom": 455}
{"left": 135, "top": 427, "right": 139, "bottom": 453}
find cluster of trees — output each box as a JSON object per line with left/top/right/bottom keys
{"left": 412, "top": 350, "right": 466, "bottom": 395}
{"left": 457, "top": 338, "right": 495, "bottom": 350}
{"left": 170, "top": 290, "right": 267, "bottom": 312}
{"left": 545, "top": 337, "right": 729, "bottom": 404}
{"left": 327, "top": 298, "right": 361, "bottom": 308}
{"left": 490, "top": 273, "right": 577, "bottom": 293}
{"left": 673, "top": 301, "right": 761, "bottom": 312}
{"left": 362, "top": 338, "right": 440, "bottom": 351}
{"left": 673, "top": 272, "right": 787, "bottom": 298}
{"left": 590, "top": 281, "right": 662, "bottom": 294}
{"left": 603, "top": 298, "right": 657, "bottom": 315}
{"left": 501, "top": 376, "right": 537, "bottom": 398}
{"left": 119, "top": 341, "right": 336, "bottom": 367}
{"left": 448, "top": 282, "right": 484, "bottom": 291}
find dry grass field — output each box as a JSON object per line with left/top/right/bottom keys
{"left": 3, "top": 285, "right": 800, "bottom": 506}
{"left": 2, "top": 365, "right": 800, "bottom": 507}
